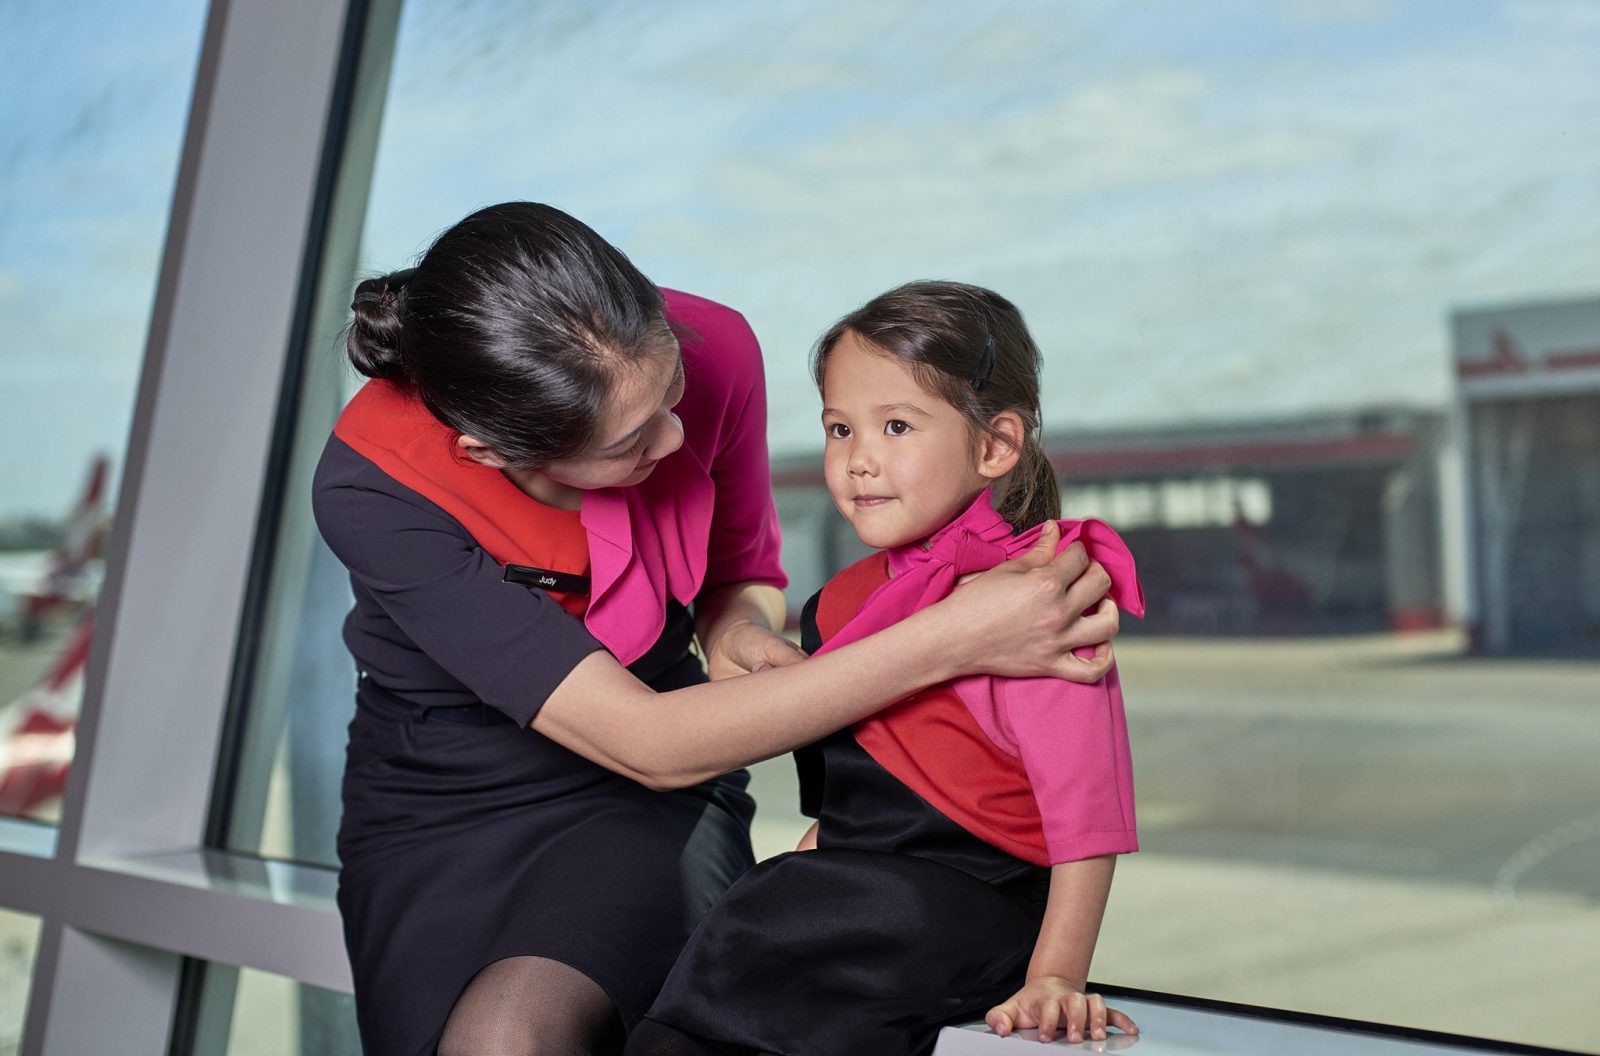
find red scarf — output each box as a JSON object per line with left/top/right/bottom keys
{"left": 334, "top": 381, "right": 592, "bottom": 617}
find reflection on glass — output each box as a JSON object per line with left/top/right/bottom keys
{"left": 230, "top": 2, "right": 1600, "bottom": 1048}
{"left": 0, "top": 0, "right": 208, "bottom": 824}
{"left": 0, "top": 907, "right": 42, "bottom": 1056}
{"left": 182, "top": 962, "right": 360, "bottom": 1056}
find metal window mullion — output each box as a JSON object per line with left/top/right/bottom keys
{"left": 216, "top": 0, "right": 403, "bottom": 861}
{"left": 60, "top": 864, "right": 348, "bottom": 993}
{"left": 61, "top": 0, "right": 356, "bottom": 869}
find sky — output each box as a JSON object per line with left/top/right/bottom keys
{"left": 3, "top": 0, "right": 1599, "bottom": 519}
{"left": 0, "top": 0, "right": 208, "bottom": 521}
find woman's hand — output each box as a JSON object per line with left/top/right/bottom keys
{"left": 986, "top": 977, "right": 1138, "bottom": 1045}
{"left": 705, "top": 620, "right": 807, "bottom": 681}
{"left": 943, "top": 521, "right": 1120, "bottom": 683}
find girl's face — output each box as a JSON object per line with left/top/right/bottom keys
{"left": 459, "top": 342, "right": 686, "bottom": 507}
{"left": 820, "top": 330, "right": 1010, "bottom": 549}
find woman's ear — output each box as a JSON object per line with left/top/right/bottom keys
{"left": 977, "top": 411, "right": 1025, "bottom": 480}
{"left": 456, "top": 434, "right": 507, "bottom": 468}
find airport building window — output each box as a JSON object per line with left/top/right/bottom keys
{"left": 225, "top": 2, "right": 1599, "bottom": 1050}
{"left": 243, "top": 3, "right": 1600, "bottom": 1051}
{"left": 3, "top": 1, "right": 1594, "bottom": 1054}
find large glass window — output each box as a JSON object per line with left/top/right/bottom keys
{"left": 0, "top": 0, "right": 209, "bottom": 825}
{"left": 228, "top": 2, "right": 1600, "bottom": 1050}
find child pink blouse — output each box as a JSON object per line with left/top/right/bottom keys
{"left": 812, "top": 491, "right": 1146, "bottom": 865}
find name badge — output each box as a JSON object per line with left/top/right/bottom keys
{"left": 503, "top": 563, "right": 591, "bottom": 595}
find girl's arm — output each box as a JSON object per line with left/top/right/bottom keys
{"left": 985, "top": 856, "right": 1140, "bottom": 1044}
{"left": 534, "top": 523, "right": 1117, "bottom": 789}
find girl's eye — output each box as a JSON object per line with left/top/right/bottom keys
{"left": 885, "top": 420, "right": 911, "bottom": 436}
{"left": 827, "top": 423, "right": 850, "bottom": 439}
{"left": 614, "top": 434, "right": 646, "bottom": 459}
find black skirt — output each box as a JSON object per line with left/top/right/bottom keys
{"left": 632, "top": 849, "right": 1045, "bottom": 1056}
{"left": 338, "top": 652, "right": 756, "bottom": 1056}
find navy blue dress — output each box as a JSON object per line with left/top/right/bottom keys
{"left": 314, "top": 436, "right": 756, "bottom": 1056}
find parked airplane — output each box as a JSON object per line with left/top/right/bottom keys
{"left": 0, "top": 613, "right": 86, "bottom": 817}
{"left": 0, "top": 455, "right": 108, "bottom": 818}
{"left": 8, "top": 454, "right": 108, "bottom": 641}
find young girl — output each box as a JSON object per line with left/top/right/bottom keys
{"left": 627, "top": 281, "right": 1145, "bottom": 1056}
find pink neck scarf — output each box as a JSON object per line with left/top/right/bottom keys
{"left": 813, "top": 489, "right": 1144, "bottom": 664}
{"left": 812, "top": 490, "right": 1145, "bottom": 863}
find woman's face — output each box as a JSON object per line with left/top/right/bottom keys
{"left": 541, "top": 344, "right": 687, "bottom": 490}
{"left": 459, "top": 342, "right": 686, "bottom": 506}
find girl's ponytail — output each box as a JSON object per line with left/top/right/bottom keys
{"left": 996, "top": 432, "right": 1061, "bottom": 534}
{"left": 345, "top": 269, "right": 415, "bottom": 380}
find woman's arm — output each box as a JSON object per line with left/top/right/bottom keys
{"left": 985, "top": 856, "right": 1139, "bottom": 1044}
{"left": 535, "top": 523, "right": 1117, "bottom": 789}
{"left": 316, "top": 469, "right": 1116, "bottom": 789}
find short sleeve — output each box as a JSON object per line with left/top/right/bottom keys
{"left": 994, "top": 517, "right": 1143, "bottom": 863}
{"left": 1002, "top": 673, "right": 1139, "bottom": 863}
{"left": 313, "top": 437, "right": 604, "bottom": 726}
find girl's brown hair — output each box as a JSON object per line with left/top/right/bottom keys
{"left": 812, "top": 280, "right": 1060, "bottom": 532}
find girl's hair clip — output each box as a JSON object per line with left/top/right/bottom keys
{"left": 970, "top": 336, "right": 998, "bottom": 392}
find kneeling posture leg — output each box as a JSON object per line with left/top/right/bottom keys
{"left": 438, "top": 956, "right": 624, "bottom": 1056}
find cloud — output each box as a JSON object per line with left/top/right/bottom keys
{"left": 360, "top": 0, "right": 1599, "bottom": 450}
{"left": 9, "top": 0, "right": 1599, "bottom": 496}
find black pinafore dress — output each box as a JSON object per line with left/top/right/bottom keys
{"left": 628, "top": 584, "right": 1050, "bottom": 1056}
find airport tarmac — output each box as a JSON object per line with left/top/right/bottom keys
{"left": 2, "top": 629, "right": 1596, "bottom": 1053}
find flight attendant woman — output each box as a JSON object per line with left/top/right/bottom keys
{"left": 312, "top": 202, "right": 1120, "bottom": 1056}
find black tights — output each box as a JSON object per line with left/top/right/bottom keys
{"left": 437, "top": 956, "right": 625, "bottom": 1056}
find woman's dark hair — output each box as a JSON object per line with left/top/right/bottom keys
{"left": 346, "top": 201, "right": 675, "bottom": 465}
{"left": 812, "top": 280, "right": 1061, "bottom": 533}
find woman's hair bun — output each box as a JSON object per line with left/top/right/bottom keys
{"left": 346, "top": 269, "right": 415, "bottom": 379}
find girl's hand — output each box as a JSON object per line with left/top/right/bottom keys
{"left": 705, "top": 620, "right": 808, "bottom": 681}
{"left": 986, "top": 977, "right": 1138, "bottom": 1045}
{"left": 946, "top": 521, "right": 1121, "bottom": 684}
